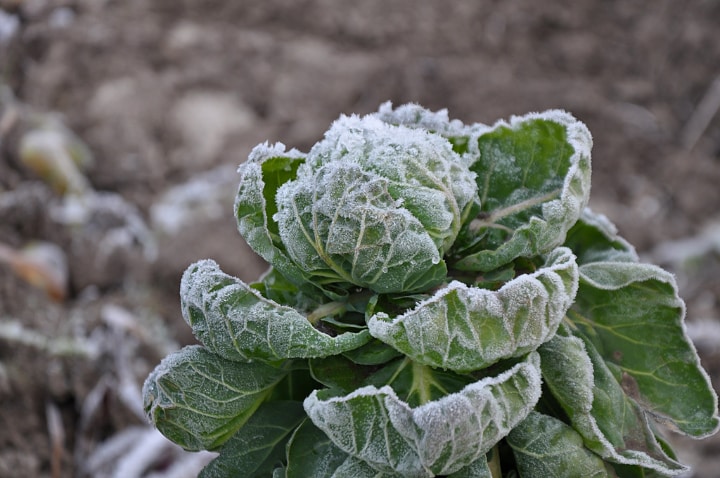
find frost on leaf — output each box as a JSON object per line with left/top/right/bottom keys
{"left": 571, "top": 261, "right": 720, "bottom": 438}
{"left": 367, "top": 247, "right": 578, "bottom": 372}
{"left": 304, "top": 114, "right": 478, "bottom": 253}
{"left": 272, "top": 113, "right": 477, "bottom": 294}
{"left": 453, "top": 110, "right": 592, "bottom": 272}
{"left": 563, "top": 208, "right": 638, "bottom": 265}
{"left": 180, "top": 259, "right": 371, "bottom": 364}
{"left": 275, "top": 162, "right": 446, "bottom": 294}
{"left": 303, "top": 352, "right": 542, "bottom": 477}
{"left": 235, "top": 142, "right": 310, "bottom": 289}
{"left": 539, "top": 330, "right": 687, "bottom": 474}
{"left": 142, "top": 345, "right": 286, "bottom": 451}
{"left": 375, "top": 101, "right": 482, "bottom": 158}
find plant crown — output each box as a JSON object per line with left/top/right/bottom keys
{"left": 143, "top": 102, "right": 719, "bottom": 477}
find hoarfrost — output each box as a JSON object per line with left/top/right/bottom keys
{"left": 304, "top": 352, "right": 542, "bottom": 476}
{"left": 375, "top": 102, "right": 468, "bottom": 137}
{"left": 275, "top": 160, "right": 444, "bottom": 293}
{"left": 456, "top": 109, "right": 592, "bottom": 272}
{"left": 240, "top": 141, "right": 305, "bottom": 172}
{"left": 368, "top": 247, "right": 578, "bottom": 372}
{"left": 302, "top": 113, "right": 477, "bottom": 251}
{"left": 179, "top": 259, "right": 370, "bottom": 363}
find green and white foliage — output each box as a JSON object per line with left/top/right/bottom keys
{"left": 143, "top": 103, "right": 719, "bottom": 477}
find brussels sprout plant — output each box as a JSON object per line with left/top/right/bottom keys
{"left": 143, "top": 103, "right": 719, "bottom": 477}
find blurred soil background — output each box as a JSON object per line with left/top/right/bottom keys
{"left": 1, "top": 1, "right": 720, "bottom": 477}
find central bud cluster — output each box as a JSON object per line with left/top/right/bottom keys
{"left": 273, "top": 114, "right": 478, "bottom": 294}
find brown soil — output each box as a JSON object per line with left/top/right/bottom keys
{"left": 1, "top": 1, "right": 720, "bottom": 476}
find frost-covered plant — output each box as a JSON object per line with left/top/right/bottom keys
{"left": 143, "top": 103, "right": 719, "bottom": 477}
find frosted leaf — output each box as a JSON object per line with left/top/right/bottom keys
{"left": 375, "top": 102, "right": 489, "bottom": 164}
{"left": 235, "top": 141, "right": 311, "bottom": 288}
{"left": 303, "top": 352, "right": 542, "bottom": 477}
{"left": 454, "top": 110, "right": 593, "bottom": 272}
{"left": 508, "top": 412, "right": 614, "bottom": 477}
{"left": 304, "top": 114, "right": 477, "bottom": 252}
{"left": 539, "top": 329, "right": 687, "bottom": 474}
{"left": 180, "top": 259, "right": 371, "bottom": 364}
{"left": 275, "top": 160, "right": 447, "bottom": 294}
{"left": 375, "top": 102, "right": 470, "bottom": 139}
{"left": 563, "top": 208, "right": 638, "bottom": 265}
{"left": 199, "top": 401, "right": 305, "bottom": 477}
{"left": 572, "top": 261, "right": 720, "bottom": 438}
{"left": 368, "top": 247, "right": 578, "bottom": 372}
{"left": 142, "top": 345, "right": 287, "bottom": 451}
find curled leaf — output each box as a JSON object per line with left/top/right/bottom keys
{"left": 508, "top": 411, "right": 614, "bottom": 478}
{"left": 303, "top": 352, "right": 542, "bottom": 477}
{"left": 181, "top": 259, "right": 371, "bottom": 364}
{"left": 563, "top": 208, "right": 638, "bottom": 265}
{"left": 270, "top": 113, "right": 478, "bottom": 294}
{"left": 539, "top": 331, "right": 686, "bottom": 474}
{"left": 367, "top": 247, "right": 578, "bottom": 372}
{"left": 572, "top": 261, "right": 720, "bottom": 438}
{"left": 199, "top": 401, "right": 306, "bottom": 478}
{"left": 235, "top": 143, "right": 311, "bottom": 290}
{"left": 142, "top": 345, "right": 286, "bottom": 451}
{"left": 454, "top": 110, "right": 592, "bottom": 272}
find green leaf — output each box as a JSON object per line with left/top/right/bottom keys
{"left": 181, "top": 259, "right": 371, "bottom": 364}
{"left": 305, "top": 113, "right": 478, "bottom": 254}
{"left": 571, "top": 261, "right": 720, "bottom": 438}
{"left": 563, "top": 208, "right": 638, "bottom": 265}
{"left": 507, "top": 411, "right": 614, "bottom": 478}
{"left": 303, "top": 352, "right": 542, "bottom": 476}
{"left": 363, "top": 357, "right": 474, "bottom": 408}
{"left": 367, "top": 247, "right": 578, "bottom": 372}
{"left": 142, "top": 345, "right": 287, "bottom": 451}
{"left": 446, "top": 455, "right": 492, "bottom": 478}
{"left": 285, "top": 420, "right": 402, "bottom": 477}
{"left": 310, "top": 354, "right": 377, "bottom": 394}
{"left": 235, "top": 144, "right": 310, "bottom": 288}
{"left": 251, "top": 266, "right": 325, "bottom": 312}
{"left": 268, "top": 367, "right": 320, "bottom": 402}
{"left": 539, "top": 330, "right": 686, "bottom": 474}
{"left": 454, "top": 111, "right": 592, "bottom": 272}
{"left": 342, "top": 339, "right": 403, "bottom": 365}
{"left": 275, "top": 159, "right": 447, "bottom": 294}
{"left": 284, "top": 419, "right": 351, "bottom": 478}
{"left": 200, "top": 401, "right": 306, "bottom": 478}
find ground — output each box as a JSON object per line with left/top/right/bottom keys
{"left": 1, "top": 1, "right": 720, "bottom": 477}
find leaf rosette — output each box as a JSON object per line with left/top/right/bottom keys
{"left": 143, "top": 103, "right": 719, "bottom": 477}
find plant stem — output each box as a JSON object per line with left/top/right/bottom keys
{"left": 488, "top": 445, "right": 503, "bottom": 477}
{"left": 306, "top": 301, "right": 346, "bottom": 325}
